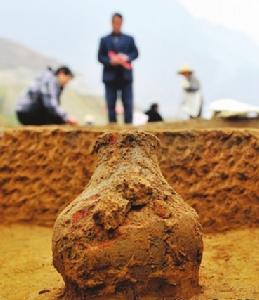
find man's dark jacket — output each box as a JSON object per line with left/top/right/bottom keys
{"left": 98, "top": 33, "right": 139, "bottom": 83}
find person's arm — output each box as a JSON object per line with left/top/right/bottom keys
{"left": 127, "top": 37, "right": 139, "bottom": 62}
{"left": 98, "top": 38, "right": 110, "bottom": 66}
{"left": 42, "top": 79, "right": 68, "bottom": 123}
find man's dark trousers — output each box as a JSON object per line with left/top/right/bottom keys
{"left": 105, "top": 81, "right": 133, "bottom": 124}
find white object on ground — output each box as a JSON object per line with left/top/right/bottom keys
{"left": 133, "top": 111, "right": 148, "bottom": 126}
{"left": 210, "top": 99, "right": 259, "bottom": 118}
{"left": 84, "top": 114, "right": 95, "bottom": 125}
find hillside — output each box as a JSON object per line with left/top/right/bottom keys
{"left": 0, "top": 37, "right": 58, "bottom": 71}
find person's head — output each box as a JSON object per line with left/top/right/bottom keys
{"left": 181, "top": 71, "right": 192, "bottom": 79}
{"left": 178, "top": 65, "right": 193, "bottom": 79}
{"left": 150, "top": 103, "right": 159, "bottom": 112}
{"left": 55, "top": 66, "right": 74, "bottom": 87}
{"left": 112, "top": 13, "right": 123, "bottom": 33}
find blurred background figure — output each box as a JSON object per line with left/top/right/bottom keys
{"left": 16, "top": 66, "right": 77, "bottom": 125}
{"left": 145, "top": 103, "right": 163, "bottom": 122}
{"left": 98, "top": 12, "right": 139, "bottom": 124}
{"left": 178, "top": 65, "right": 203, "bottom": 119}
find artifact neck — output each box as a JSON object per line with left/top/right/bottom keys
{"left": 91, "top": 132, "right": 164, "bottom": 185}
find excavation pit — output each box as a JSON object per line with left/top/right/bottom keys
{"left": 0, "top": 125, "right": 258, "bottom": 300}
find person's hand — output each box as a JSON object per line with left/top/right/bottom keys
{"left": 66, "top": 117, "right": 78, "bottom": 125}
{"left": 118, "top": 54, "right": 132, "bottom": 70}
{"left": 109, "top": 52, "right": 131, "bottom": 69}
{"left": 110, "top": 55, "right": 121, "bottom": 66}
{"left": 118, "top": 53, "right": 129, "bottom": 62}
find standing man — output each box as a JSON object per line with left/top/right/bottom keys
{"left": 98, "top": 13, "right": 139, "bottom": 124}
{"left": 16, "top": 66, "right": 77, "bottom": 125}
{"left": 178, "top": 65, "right": 203, "bottom": 119}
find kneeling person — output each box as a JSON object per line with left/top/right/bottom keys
{"left": 16, "top": 66, "right": 77, "bottom": 125}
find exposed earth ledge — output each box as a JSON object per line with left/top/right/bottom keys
{"left": 0, "top": 126, "right": 258, "bottom": 233}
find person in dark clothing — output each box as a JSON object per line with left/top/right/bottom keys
{"left": 145, "top": 103, "right": 163, "bottom": 122}
{"left": 16, "top": 66, "right": 77, "bottom": 125}
{"left": 98, "top": 13, "right": 139, "bottom": 124}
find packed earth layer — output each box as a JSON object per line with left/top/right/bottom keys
{"left": 0, "top": 122, "right": 258, "bottom": 300}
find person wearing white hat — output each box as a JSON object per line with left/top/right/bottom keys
{"left": 177, "top": 65, "right": 203, "bottom": 119}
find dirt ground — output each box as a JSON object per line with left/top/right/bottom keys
{"left": 0, "top": 225, "right": 258, "bottom": 300}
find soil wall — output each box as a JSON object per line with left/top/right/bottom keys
{"left": 0, "top": 127, "right": 258, "bottom": 232}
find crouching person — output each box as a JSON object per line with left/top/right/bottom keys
{"left": 16, "top": 66, "right": 77, "bottom": 125}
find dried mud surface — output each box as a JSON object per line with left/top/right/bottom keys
{"left": 157, "top": 130, "right": 259, "bottom": 232}
{"left": 0, "top": 128, "right": 100, "bottom": 226}
{"left": 1, "top": 225, "right": 258, "bottom": 300}
{"left": 0, "top": 126, "right": 258, "bottom": 233}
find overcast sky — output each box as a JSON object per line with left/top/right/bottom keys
{"left": 1, "top": 0, "right": 258, "bottom": 59}
{"left": 180, "top": 0, "right": 259, "bottom": 46}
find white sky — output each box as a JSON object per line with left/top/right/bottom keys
{"left": 179, "top": 0, "right": 259, "bottom": 46}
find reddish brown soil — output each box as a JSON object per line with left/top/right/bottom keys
{"left": 157, "top": 130, "right": 259, "bottom": 232}
{"left": 1, "top": 225, "right": 258, "bottom": 300}
{"left": 0, "top": 126, "right": 258, "bottom": 233}
{"left": 0, "top": 128, "right": 100, "bottom": 225}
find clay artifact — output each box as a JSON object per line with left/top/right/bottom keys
{"left": 52, "top": 132, "right": 203, "bottom": 300}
